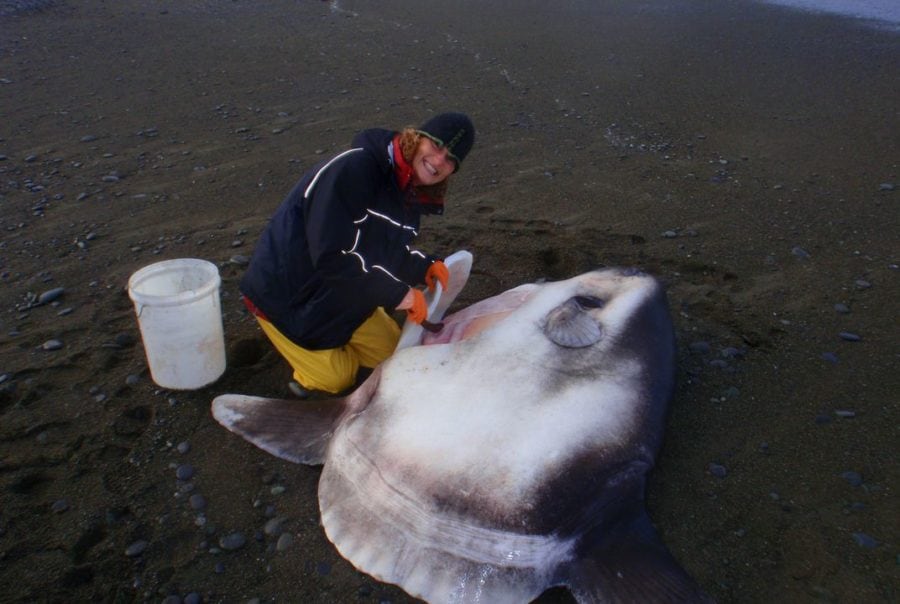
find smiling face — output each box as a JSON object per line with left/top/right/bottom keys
{"left": 410, "top": 135, "right": 456, "bottom": 186}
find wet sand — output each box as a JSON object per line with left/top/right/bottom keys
{"left": 1, "top": 0, "right": 897, "bottom": 602}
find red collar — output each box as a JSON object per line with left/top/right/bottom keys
{"left": 392, "top": 134, "right": 414, "bottom": 191}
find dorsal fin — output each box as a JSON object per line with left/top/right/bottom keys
{"left": 564, "top": 509, "right": 715, "bottom": 603}
{"left": 211, "top": 394, "right": 347, "bottom": 465}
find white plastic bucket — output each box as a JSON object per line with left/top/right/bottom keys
{"left": 128, "top": 258, "right": 226, "bottom": 390}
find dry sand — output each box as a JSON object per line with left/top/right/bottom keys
{"left": 1, "top": 0, "right": 897, "bottom": 602}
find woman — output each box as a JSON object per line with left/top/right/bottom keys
{"left": 240, "top": 112, "right": 475, "bottom": 397}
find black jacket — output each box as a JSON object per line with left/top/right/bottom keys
{"left": 240, "top": 128, "right": 439, "bottom": 349}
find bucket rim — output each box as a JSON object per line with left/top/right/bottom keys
{"left": 128, "top": 258, "right": 221, "bottom": 308}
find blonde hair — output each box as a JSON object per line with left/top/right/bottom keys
{"left": 398, "top": 127, "right": 448, "bottom": 201}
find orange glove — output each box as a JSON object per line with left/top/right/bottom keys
{"left": 397, "top": 288, "right": 428, "bottom": 324}
{"left": 425, "top": 260, "right": 449, "bottom": 292}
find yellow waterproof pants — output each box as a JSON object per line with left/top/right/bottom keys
{"left": 255, "top": 308, "right": 400, "bottom": 394}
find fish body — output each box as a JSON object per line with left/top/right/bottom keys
{"left": 213, "top": 266, "right": 712, "bottom": 603}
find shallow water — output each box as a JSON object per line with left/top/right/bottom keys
{"left": 757, "top": 0, "right": 900, "bottom": 27}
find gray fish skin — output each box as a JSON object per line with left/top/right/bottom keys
{"left": 212, "top": 268, "right": 713, "bottom": 603}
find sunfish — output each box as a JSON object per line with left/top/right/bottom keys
{"left": 212, "top": 266, "right": 712, "bottom": 603}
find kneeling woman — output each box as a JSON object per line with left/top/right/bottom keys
{"left": 240, "top": 112, "right": 475, "bottom": 397}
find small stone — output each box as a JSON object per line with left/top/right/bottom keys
{"left": 176, "top": 441, "right": 191, "bottom": 454}
{"left": 125, "top": 539, "right": 149, "bottom": 557}
{"left": 183, "top": 593, "right": 202, "bottom": 604}
{"left": 854, "top": 279, "right": 872, "bottom": 290}
{"left": 791, "top": 246, "right": 810, "bottom": 259}
{"left": 125, "top": 374, "right": 140, "bottom": 386}
{"left": 189, "top": 494, "right": 207, "bottom": 511}
{"left": 316, "top": 561, "right": 331, "bottom": 576}
{"left": 270, "top": 485, "right": 286, "bottom": 496}
{"left": 41, "top": 339, "right": 63, "bottom": 351}
{"left": 276, "top": 532, "right": 294, "bottom": 552}
{"left": 708, "top": 463, "right": 727, "bottom": 478}
{"left": 38, "top": 287, "right": 65, "bottom": 305}
{"left": 219, "top": 532, "right": 246, "bottom": 551}
{"left": 662, "top": 230, "right": 678, "bottom": 238}
{"left": 176, "top": 464, "right": 195, "bottom": 481}
{"left": 841, "top": 471, "right": 863, "bottom": 487}
{"left": 852, "top": 532, "right": 879, "bottom": 548}
{"left": 834, "top": 409, "right": 856, "bottom": 418}
{"left": 820, "top": 352, "right": 839, "bottom": 363}
{"left": 834, "top": 303, "right": 850, "bottom": 314}
{"left": 114, "top": 333, "right": 136, "bottom": 348}
{"left": 80, "top": 135, "right": 98, "bottom": 143}
{"left": 688, "top": 341, "right": 711, "bottom": 354}
{"left": 263, "top": 516, "right": 287, "bottom": 537}
{"left": 51, "top": 499, "right": 69, "bottom": 513}
{"left": 878, "top": 182, "right": 895, "bottom": 191}
{"left": 839, "top": 332, "right": 861, "bottom": 342}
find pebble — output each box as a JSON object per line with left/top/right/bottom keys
{"left": 219, "top": 532, "right": 246, "bottom": 550}
{"left": 854, "top": 279, "right": 872, "bottom": 290}
{"left": 852, "top": 532, "right": 879, "bottom": 548}
{"left": 276, "top": 532, "right": 294, "bottom": 552}
{"left": 189, "top": 494, "right": 207, "bottom": 511}
{"left": 80, "top": 135, "right": 98, "bottom": 143}
{"left": 184, "top": 593, "right": 202, "bottom": 604}
{"left": 113, "top": 332, "right": 136, "bottom": 348}
{"left": 834, "top": 409, "right": 856, "bottom": 418}
{"left": 161, "top": 596, "right": 181, "bottom": 604}
{"left": 37, "top": 287, "right": 65, "bottom": 305}
{"left": 838, "top": 332, "right": 861, "bottom": 342}
{"left": 791, "top": 246, "right": 810, "bottom": 259}
{"left": 125, "top": 374, "right": 140, "bottom": 386}
{"left": 820, "top": 352, "right": 839, "bottom": 363}
{"left": 177, "top": 440, "right": 191, "bottom": 454}
{"left": 51, "top": 499, "right": 69, "bottom": 513}
{"left": 229, "top": 254, "right": 250, "bottom": 266}
{"left": 125, "top": 539, "right": 149, "bottom": 557}
{"left": 41, "top": 339, "right": 63, "bottom": 351}
{"left": 263, "top": 516, "right": 286, "bottom": 537}
{"left": 834, "top": 303, "right": 850, "bottom": 314}
{"left": 841, "top": 471, "right": 863, "bottom": 487}
{"left": 662, "top": 230, "right": 678, "bottom": 238}
{"left": 688, "top": 341, "right": 711, "bottom": 354}
{"left": 176, "top": 464, "right": 195, "bottom": 481}
{"left": 708, "top": 463, "right": 727, "bottom": 478}
{"left": 878, "top": 182, "right": 895, "bottom": 191}
{"left": 270, "top": 485, "right": 286, "bottom": 496}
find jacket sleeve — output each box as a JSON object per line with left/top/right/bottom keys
{"left": 302, "top": 152, "right": 411, "bottom": 311}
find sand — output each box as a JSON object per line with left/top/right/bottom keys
{"left": 0, "top": 0, "right": 897, "bottom": 602}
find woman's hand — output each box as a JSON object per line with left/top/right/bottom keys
{"left": 397, "top": 288, "right": 428, "bottom": 324}
{"left": 425, "top": 260, "right": 449, "bottom": 292}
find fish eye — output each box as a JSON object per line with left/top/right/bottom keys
{"left": 574, "top": 295, "right": 605, "bottom": 309}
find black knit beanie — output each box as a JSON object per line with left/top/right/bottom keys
{"left": 417, "top": 112, "right": 475, "bottom": 172}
